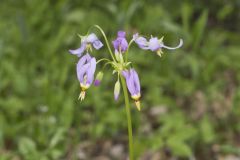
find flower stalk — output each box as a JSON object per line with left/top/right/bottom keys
{"left": 120, "top": 75, "right": 134, "bottom": 160}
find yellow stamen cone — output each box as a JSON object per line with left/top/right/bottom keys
{"left": 135, "top": 100, "right": 141, "bottom": 111}
{"left": 157, "top": 49, "right": 163, "bottom": 57}
{"left": 78, "top": 91, "right": 86, "bottom": 101}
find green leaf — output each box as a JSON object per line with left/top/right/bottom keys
{"left": 18, "top": 137, "right": 37, "bottom": 156}
{"left": 50, "top": 149, "right": 62, "bottom": 159}
{"left": 199, "top": 116, "right": 215, "bottom": 143}
{"left": 167, "top": 138, "right": 192, "bottom": 157}
{"left": 181, "top": 3, "right": 193, "bottom": 34}
{"left": 49, "top": 128, "right": 65, "bottom": 148}
{"left": 192, "top": 10, "right": 208, "bottom": 50}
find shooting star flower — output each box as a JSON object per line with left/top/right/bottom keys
{"left": 112, "top": 31, "right": 128, "bottom": 54}
{"left": 133, "top": 33, "right": 183, "bottom": 56}
{"left": 122, "top": 68, "right": 141, "bottom": 110}
{"left": 77, "top": 53, "right": 96, "bottom": 100}
{"left": 69, "top": 33, "right": 103, "bottom": 57}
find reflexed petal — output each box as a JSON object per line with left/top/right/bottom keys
{"left": 77, "top": 54, "right": 90, "bottom": 69}
{"left": 132, "top": 69, "right": 141, "bottom": 94}
{"left": 113, "top": 31, "right": 128, "bottom": 53}
{"left": 86, "top": 58, "right": 96, "bottom": 85}
{"left": 69, "top": 43, "right": 86, "bottom": 57}
{"left": 86, "top": 33, "right": 98, "bottom": 43}
{"left": 133, "top": 33, "right": 139, "bottom": 40}
{"left": 112, "top": 38, "right": 128, "bottom": 52}
{"left": 122, "top": 69, "right": 141, "bottom": 97}
{"left": 85, "top": 53, "right": 91, "bottom": 62}
{"left": 77, "top": 63, "right": 90, "bottom": 83}
{"left": 93, "top": 40, "right": 103, "bottom": 50}
{"left": 120, "top": 38, "right": 128, "bottom": 52}
{"left": 162, "top": 39, "right": 183, "bottom": 50}
{"left": 126, "top": 71, "right": 135, "bottom": 96}
{"left": 76, "top": 54, "right": 92, "bottom": 83}
{"left": 112, "top": 39, "right": 120, "bottom": 50}
{"left": 123, "top": 70, "right": 134, "bottom": 95}
{"left": 148, "top": 37, "right": 161, "bottom": 51}
{"left": 134, "top": 36, "right": 149, "bottom": 50}
{"left": 122, "top": 70, "right": 129, "bottom": 79}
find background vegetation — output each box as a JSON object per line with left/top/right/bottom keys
{"left": 0, "top": 0, "right": 240, "bottom": 159}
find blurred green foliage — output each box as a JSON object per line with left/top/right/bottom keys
{"left": 0, "top": 0, "right": 240, "bottom": 159}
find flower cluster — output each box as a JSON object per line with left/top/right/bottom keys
{"left": 69, "top": 27, "right": 183, "bottom": 110}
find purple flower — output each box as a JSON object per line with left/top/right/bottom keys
{"left": 77, "top": 53, "right": 96, "bottom": 100}
{"left": 133, "top": 33, "right": 183, "bottom": 56}
{"left": 69, "top": 33, "right": 103, "bottom": 57}
{"left": 122, "top": 68, "right": 141, "bottom": 99}
{"left": 122, "top": 68, "right": 141, "bottom": 110}
{"left": 112, "top": 31, "right": 128, "bottom": 53}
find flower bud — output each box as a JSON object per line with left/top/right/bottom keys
{"left": 94, "top": 71, "right": 103, "bottom": 86}
{"left": 115, "top": 51, "right": 120, "bottom": 61}
{"left": 114, "top": 81, "right": 121, "bottom": 101}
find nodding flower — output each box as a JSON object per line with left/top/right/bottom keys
{"left": 133, "top": 33, "right": 183, "bottom": 57}
{"left": 77, "top": 53, "right": 96, "bottom": 101}
{"left": 112, "top": 31, "right": 128, "bottom": 54}
{"left": 122, "top": 68, "right": 141, "bottom": 110}
{"left": 69, "top": 33, "right": 103, "bottom": 57}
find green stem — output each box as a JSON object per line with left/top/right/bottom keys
{"left": 94, "top": 25, "right": 116, "bottom": 62}
{"left": 96, "top": 58, "right": 111, "bottom": 64}
{"left": 125, "top": 39, "right": 135, "bottom": 62}
{"left": 120, "top": 76, "right": 134, "bottom": 160}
